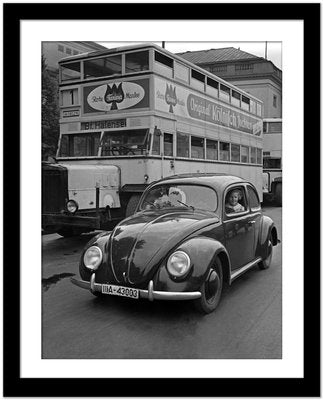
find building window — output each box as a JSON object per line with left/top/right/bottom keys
{"left": 164, "top": 133, "right": 173, "bottom": 156}
{"left": 273, "top": 95, "right": 277, "bottom": 108}
{"left": 231, "top": 144, "right": 240, "bottom": 162}
{"left": 73, "top": 50, "right": 79, "bottom": 56}
{"left": 219, "top": 142, "right": 230, "bottom": 161}
{"left": 235, "top": 63, "right": 254, "bottom": 71}
{"left": 191, "top": 136, "right": 204, "bottom": 159}
{"left": 206, "top": 139, "right": 218, "bottom": 160}
{"left": 66, "top": 47, "right": 72, "bottom": 55}
{"left": 263, "top": 158, "right": 282, "bottom": 169}
{"left": 176, "top": 132, "right": 189, "bottom": 158}
{"left": 241, "top": 146, "right": 249, "bottom": 163}
{"left": 211, "top": 65, "right": 227, "bottom": 73}
{"left": 58, "top": 44, "right": 64, "bottom": 52}
{"left": 125, "top": 51, "right": 149, "bottom": 73}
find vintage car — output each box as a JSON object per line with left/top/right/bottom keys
{"left": 71, "top": 174, "right": 278, "bottom": 314}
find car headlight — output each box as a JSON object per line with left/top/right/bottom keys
{"left": 167, "top": 251, "right": 191, "bottom": 277}
{"left": 66, "top": 199, "right": 78, "bottom": 214}
{"left": 83, "top": 246, "right": 102, "bottom": 270}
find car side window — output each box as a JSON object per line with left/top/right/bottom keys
{"left": 247, "top": 186, "right": 261, "bottom": 211}
{"left": 225, "top": 187, "right": 247, "bottom": 215}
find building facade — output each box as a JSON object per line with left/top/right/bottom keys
{"left": 177, "top": 47, "right": 282, "bottom": 119}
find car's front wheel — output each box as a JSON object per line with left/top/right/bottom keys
{"left": 259, "top": 232, "right": 273, "bottom": 270}
{"left": 194, "top": 257, "right": 223, "bottom": 314}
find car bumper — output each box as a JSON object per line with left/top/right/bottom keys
{"left": 71, "top": 274, "right": 201, "bottom": 301}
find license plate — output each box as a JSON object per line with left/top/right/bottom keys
{"left": 101, "top": 284, "right": 139, "bottom": 299}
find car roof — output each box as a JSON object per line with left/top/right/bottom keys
{"left": 151, "top": 173, "right": 246, "bottom": 192}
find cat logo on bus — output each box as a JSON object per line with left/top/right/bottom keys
{"left": 87, "top": 81, "right": 145, "bottom": 111}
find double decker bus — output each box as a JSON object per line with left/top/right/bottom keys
{"left": 262, "top": 118, "right": 282, "bottom": 206}
{"left": 42, "top": 43, "right": 263, "bottom": 237}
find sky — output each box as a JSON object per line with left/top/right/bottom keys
{"left": 98, "top": 41, "right": 282, "bottom": 70}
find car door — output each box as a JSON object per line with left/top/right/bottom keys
{"left": 223, "top": 185, "right": 256, "bottom": 270}
{"left": 246, "top": 184, "right": 263, "bottom": 256}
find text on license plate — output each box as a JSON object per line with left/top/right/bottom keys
{"left": 101, "top": 284, "right": 139, "bottom": 299}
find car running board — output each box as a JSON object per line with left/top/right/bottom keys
{"left": 230, "top": 257, "right": 262, "bottom": 283}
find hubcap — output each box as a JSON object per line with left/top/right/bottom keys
{"left": 205, "top": 269, "right": 220, "bottom": 303}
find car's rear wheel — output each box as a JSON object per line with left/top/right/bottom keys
{"left": 259, "top": 232, "right": 273, "bottom": 270}
{"left": 194, "top": 257, "right": 223, "bottom": 314}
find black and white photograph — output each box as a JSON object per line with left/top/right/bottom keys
{"left": 41, "top": 39, "right": 282, "bottom": 359}
{"left": 3, "top": 2, "right": 320, "bottom": 398}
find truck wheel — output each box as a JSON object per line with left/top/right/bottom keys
{"left": 194, "top": 257, "right": 223, "bottom": 314}
{"left": 274, "top": 183, "right": 282, "bottom": 206}
{"left": 125, "top": 194, "right": 141, "bottom": 217}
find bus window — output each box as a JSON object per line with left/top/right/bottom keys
{"left": 206, "top": 139, "right": 218, "bottom": 160}
{"left": 84, "top": 55, "right": 122, "bottom": 78}
{"left": 220, "top": 142, "right": 230, "bottom": 161}
{"left": 241, "top": 96, "right": 250, "bottom": 111}
{"left": 241, "top": 146, "right": 249, "bottom": 163}
{"left": 231, "top": 144, "right": 240, "bottom": 162}
{"left": 174, "top": 62, "right": 189, "bottom": 83}
{"left": 164, "top": 133, "right": 173, "bottom": 156}
{"left": 125, "top": 51, "right": 149, "bottom": 73}
{"left": 59, "top": 133, "right": 100, "bottom": 157}
{"left": 152, "top": 132, "right": 160, "bottom": 155}
{"left": 250, "top": 99, "right": 256, "bottom": 114}
{"left": 219, "top": 84, "right": 230, "bottom": 102}
{"left": 257, "top": 148, "right": 262, "bottom": 164}
{"left": 100, "top": 129, "right": 148, "bottom": 156}
{"left": 177, "top": 132, "right": 189, "bottom": 158}
{"left": 191, "top": 136, "right": 204, "bottom": 159}
{"left": 231, "top": 91, "right": 241, "bottom": 107}
{"left": 61, "top": 62, "right": 81, "bottom": 81}
{"left": 250, "top": 147, "right": 257, "bottom": 163}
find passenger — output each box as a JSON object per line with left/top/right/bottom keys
{"left": 225, "top": 190, "right": 245, "bottom": 213}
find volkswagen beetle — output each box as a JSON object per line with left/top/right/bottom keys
{"left": 71, "top": 174, "right": 278, "bottom": 314}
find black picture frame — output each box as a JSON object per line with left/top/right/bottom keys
{"left": 3, "top": 3, "right": 320, "bottom": 397}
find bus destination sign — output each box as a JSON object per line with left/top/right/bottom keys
{"left": 81, "top": 119, "right": 126, "bottom": 130}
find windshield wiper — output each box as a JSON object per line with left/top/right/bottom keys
{"left": 177, "top": 200, "right": 195, "bottom": 211}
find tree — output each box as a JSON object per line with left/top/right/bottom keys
{"left": 42, "top": 56, "right": 59, "bottom": 160}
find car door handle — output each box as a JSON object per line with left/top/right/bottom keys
{"left": 248, "top": 220, "right": 256, "bottom": 225}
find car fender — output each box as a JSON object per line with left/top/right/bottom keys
{"left": 79, "top": 231, "right": 112, "bottom": 281}
{"left": 153, "top": 236, "right": 231, "bottom": 292}
{"left": 257, "top": 216, "right": 278, "bottom": 259}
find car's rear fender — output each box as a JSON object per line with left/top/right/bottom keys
{"left": 256, "top": 216, "right": 278, "bottom": 260}
{"left": 153, "top": 236, "right": 232, "bottom": 292}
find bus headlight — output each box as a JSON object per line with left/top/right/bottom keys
{"left": 167, "top": 251, "right": 191, "bottom": 277}
{"left": 83, "top": 246, "right": 102, "bottom": 271}
{"left": 66, "top": 200, "right": 78, "bottom": 214}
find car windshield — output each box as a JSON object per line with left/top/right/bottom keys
{"left": 140, "top": 184, "right": 217, "bottom": 212}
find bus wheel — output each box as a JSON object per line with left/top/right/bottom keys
{"left": 125, "top": 194, "right": 141, "bottom": 217}
{"left": 274, "top": 183, "right": 282, "bottom": 206}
